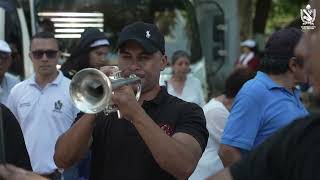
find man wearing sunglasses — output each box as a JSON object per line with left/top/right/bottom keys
{"left": 0, "top": 40, "right": 20, "bottom": 105}
{"left": 6, "top": 32, "right": 79, "bottom": 180}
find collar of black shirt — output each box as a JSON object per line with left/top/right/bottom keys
{"left": 142, "top": 86, "right": 168, "bottom": 107}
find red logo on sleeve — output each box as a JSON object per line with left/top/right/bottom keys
{"left": 158, "top": 123, "right": 174, "bottom": 136}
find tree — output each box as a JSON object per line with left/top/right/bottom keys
{"left": 238, "top": 0, "right": 254, "bottom": 40}
{"left": 239, "top": 0, "right": 308, "bottom": 38}
{"left": 266, "top": 0, "right": 308, "bottom": 32}
{"left": 253, "top": 0, "right": 272, "bottom": 34}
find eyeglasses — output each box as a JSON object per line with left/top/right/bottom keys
{"left": 31, "top": 50, "right": 58, "bottom": 59}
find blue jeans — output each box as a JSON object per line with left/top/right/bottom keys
{"left": 63, "top": 164, "right": 79, "bottom": 180}
{"left": 77, "top": 152, "right": 91, "bottom": 180}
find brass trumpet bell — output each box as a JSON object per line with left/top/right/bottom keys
{"left": 69, "top": 68, "right": 141, "bottom": 114}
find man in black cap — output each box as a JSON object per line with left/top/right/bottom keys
{"left": 219, "top": 27, "right": 309, "bottom": 167}
{"left": 54, "top": 21, "right": 208, "bottom": 180}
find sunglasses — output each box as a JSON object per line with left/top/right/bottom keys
{"left": 31, "top": 50, "right": 58, "bottom": 59}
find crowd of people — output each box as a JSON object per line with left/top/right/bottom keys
{"left": 0, "top": 1, "right": 319, "bottom": 179}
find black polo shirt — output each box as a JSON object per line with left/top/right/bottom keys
{"left": 90, "top": 87, "right": 208, "bottom": 180}
{"left": 230, "top": 115, "right": 320, "bottom": 180}
{"left": 0, "top": 104, "right": 32, "bottom": 170}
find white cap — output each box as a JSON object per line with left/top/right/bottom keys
{"left": 90, "top": 39, "right": 110, "bottom": 48}
{"left": 0, "top": 40, "right": 11, "bottom": 53}
{"left": 240, "top": 39, "right": 256, "bottom": 48}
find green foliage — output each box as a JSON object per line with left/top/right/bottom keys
{"left": 266, "top": 0, "right": 308, "bottom": 32}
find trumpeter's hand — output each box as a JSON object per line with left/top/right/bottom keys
{"left": 100, "top": 66, "right": 119, "bottom": 76}
{"left": 111, "top": 85, "right": 143, "bottom": 121}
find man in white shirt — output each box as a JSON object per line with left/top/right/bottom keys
{"left": 0, "top": 40, "right": 20, "bottom": 105}
{"left": 7, "top": 32, "right": 79, "bottom": 179}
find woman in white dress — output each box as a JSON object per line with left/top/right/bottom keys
{"left": 189, "top": 67, "right": 256, "bottom": 179}
{"left": 165, "top": 50, "right": 205, "bottom": 106}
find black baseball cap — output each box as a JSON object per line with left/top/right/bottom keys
{"left": 264, "top": 27, "right": 303, "bottom": 60}
{"left": 116, "top": 21, "right": 165, "bottom": 54}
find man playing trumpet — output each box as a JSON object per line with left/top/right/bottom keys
{"left": 54, "top": 21, "right": 208, "bottom": 180}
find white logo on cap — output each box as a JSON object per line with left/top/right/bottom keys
{"left": 146, "top": 31, "right": 151, "bottom": 38}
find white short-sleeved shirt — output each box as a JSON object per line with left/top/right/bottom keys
{"left": 0, "top": 73, "right": 20, "bottom": 105}
{"left": 189, "top": 99, "right": 228, "bottom": 179}
{"left": 7, "top": 71, "right": 79, "bottom": 174}
{"left": 165, "top": 74, "right": 205, "bottom": 107}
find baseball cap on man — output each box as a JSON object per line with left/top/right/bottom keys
{"left": 264, "top": 27, "right": 302, "bottom": 60}
{"left": 116, "top": 21, "right": 165, "bottom": 54}
{"left": 0, "top": 40, "right": 11, "bottom": 53}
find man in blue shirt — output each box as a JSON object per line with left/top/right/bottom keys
{"left": 219, "top": 27, "right": 309, "bottom": 167}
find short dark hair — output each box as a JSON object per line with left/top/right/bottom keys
{"left": 171, "top": 50, "right": 190, "bottom": 65}
{"left": 259, "top": 57, "right": 291, "bottom": 75}
{"left": 40, "top": 18, "right": 55, "bottom": 33}
{"left": 225, "top": 68, "right": 256, "bottom": 98}
{"left": 30, "top": 31, "right": 58, "bottom": 49}
{"left": 261, "top": 27, "right": 303, "bottom": 75}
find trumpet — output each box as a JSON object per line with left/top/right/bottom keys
{"left": 69, "top": 68, "right": 141, "bottom": 115}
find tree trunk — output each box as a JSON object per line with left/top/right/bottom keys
{"left": 253, "top": 0, "right": 272, "bottom": 34}
{"left": 238, "top": 0, "right": 254, "bottom": 40}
